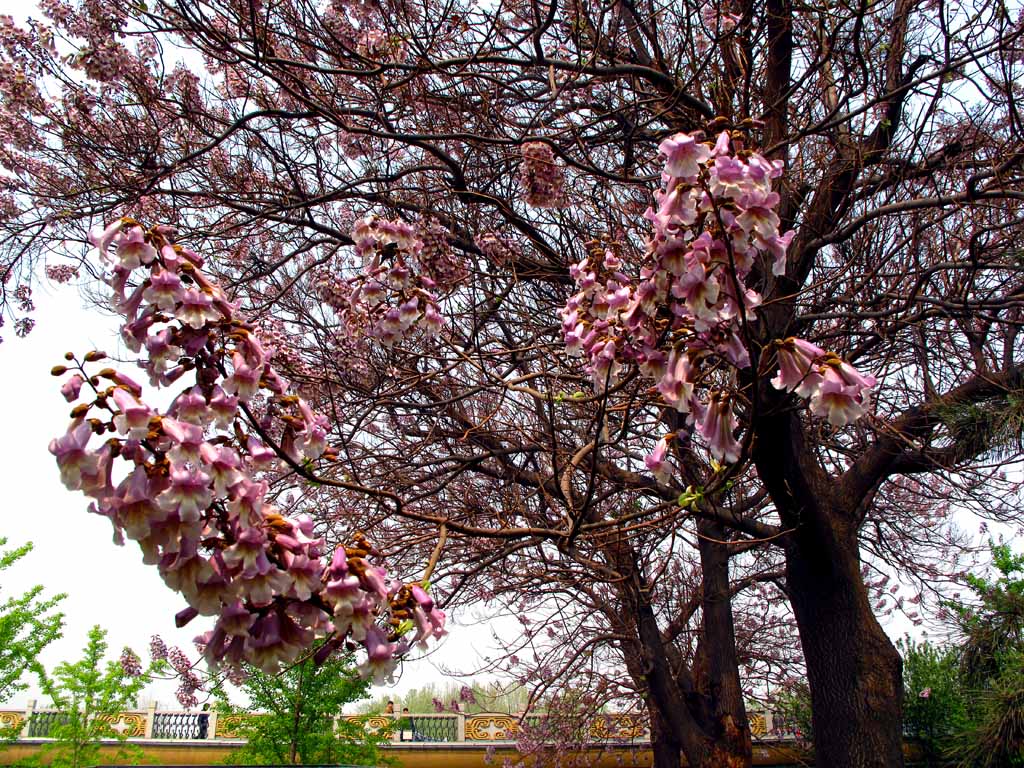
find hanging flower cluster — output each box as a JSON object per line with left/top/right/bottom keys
{"left": 519, "top": 141, "right": 567, "bottom": 208}
{"left": 314, "top": 216, "right": 447, "bottom": 347}
{"left": 119, "top": 648, "right": 143, "bottom": 678}
{"left": 561, "top": 130, "right": 875, "bottom": 469}
{"left": 45, "top": 264, "right": 79, "bottom": 283}
{"left": 475, "top": 231, "right": 520, "bottom": 266}
{"left": 49, "top": 219, "right": 446, "bottom": 680}
{"left": 771, "top": 336, "right": 877, "bottom": 427}
{"left": 419, "top": 218, "right": 468, "bottom": 285}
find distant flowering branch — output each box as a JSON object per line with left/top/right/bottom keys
{"left": 313, "top": 215, "right": 453, "bottom": 347}
{"left": 519, "top": 142, "right": 567, "bottom": 209}
{"left": 49, "top": 219, "right": 445, "bottom": 681}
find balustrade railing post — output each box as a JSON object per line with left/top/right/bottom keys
{"left": 20, "top": 700, "right": 34, "bottom": 739}
{"left": 144, "top": 703, "right": 156, "bottom": 739}
{"left": 206, "top": 711, "right": 218, "bottom": 739}
{"left": 763, "top": 711, "right": 774, "bottom": 737}
{"left": 392, "top": 714, "right": 402, "bottom": 744}
{"left": 456, "top": 713, "right": 465, "bottom": 742}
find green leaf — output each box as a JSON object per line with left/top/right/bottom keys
{"left": 0, "top": 537, "right": 65, "bottom": 705}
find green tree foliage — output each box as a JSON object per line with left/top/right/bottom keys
{"left": 956, "top": 543, "right": 1024, "bottom": 688}
{"left": 214, "top": 652, "right": 386, "bottom": 765}
{"left": 950, "top": 680, "right": 1024, "bottom": 768}
{"left": 946, "top": 543, "right": 1024, "bottom": 768}
{"left": 769, "top": 682, "right": 813, "bottom": 743}
{"left": 360, "top": 681, "right": 530, "bottom": 715}
{"left": 29, "top": 625, "right": 161, "bottom": 768}
{"left": 0, "top": 539, "right": 64, "bottom": 708}
{"left": 899, "top": 638, "right": 968, "bottom": 766}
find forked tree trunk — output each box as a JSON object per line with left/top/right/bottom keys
{"left": 615, "top": 529, "right": 752, "bottom": 768}
{"left": 785, "top": 516, "right": 904, "bottom": 768}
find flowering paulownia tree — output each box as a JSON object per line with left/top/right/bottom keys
{"left": 49, "top": 220, "right": 446, "bottom": 681}
{"left": 1, "top": 0, "right": 1023, "bottom": 766}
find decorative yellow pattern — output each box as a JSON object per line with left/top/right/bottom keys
{"left": 345, "top": 716, "right": 392, "bottom": 734}
{"left": 749, "top": 713, "right": 767, "bottom": 738}
{"left": 465, "top": 715, "right": 520, "bottom": 741}
{"left": 95, "top": 712, "right": 147, "bottom": 737}
{"left": 0, "top": 707, "right": 779, "bottom": 745}
{"left": 588, "top": 714, "right": 646, "bottom": 740}
{"left": 214, "top": 714, "right": 258, "bottom": 739}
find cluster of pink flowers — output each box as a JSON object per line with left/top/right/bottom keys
{"left": 254, "top": 318, "right": 318, "bottom": 386}
{"left": 3, "top": 284, "right": 35, "bottom": 339}
{"left": 519, "top": 142, "right": 567, "bottom": 208}
{"left": 74, "top": 39, "right": 134, "bottom": 82}
{"left": 13, "top": 284, "right": 32, "bottom": 312}
{"left": 356, "top": 29, "right": 406, "bottom": 62}
{"left": 165, "top": 645, "right": 203, "bottom": 706}
{"left": 561, "top": 130, "right": 875, "bottom": 470}
{"left": 418, "top": 218, "right": 467, "bottom": 285}
{"left": 314, "top": 216, "right": 447, "bottom": 347}
{"left": 45, "top": 264, "right": 79, "bottom": 283}
{"left": 149, "top": 634, "right": 168, "bottom": 660}
{"left": 14, "top": 317, "right": 33, "bottom": 337}
{"left": 49, "top": 219, "right": 446, "bottom": 679}
{"left": 119, "top": 648, "right": 143, "bottom": 678}
{"left": 0, "top": 60, "right": 42, "bottom": 111}
{"left": 701, "top": 6, "right": 742, "bottom": 35}
{"left": 475, "top": 232, "right": 520, "bottom": 266}
{"left": 771, "top": 337, "right": 876, "bottom": 427}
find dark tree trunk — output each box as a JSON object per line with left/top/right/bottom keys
{"left": 695, "top": 519, "right": 753, "bottom": 768}
{"left": 649, "top": 707, "right": 682, "bottom": 768}
{"left": 785, "top": 514, "right": 904, "bottom": 768}
{"left": 651, "top": 736, "right": 682, "bottom": 768}
{"left": 632, "top": 575, "right": 717, "bottom": 765}
{"left": 750, "top": 393, "right": 906, "bottom": 768}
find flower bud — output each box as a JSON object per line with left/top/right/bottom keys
{"left": 51, "top": 365, "right": 68, "bottom": 376}
{"left": 84, "top": 350, "right": 107, "bottom": 362}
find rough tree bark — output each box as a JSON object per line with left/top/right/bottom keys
{"left": 695, "top": 519, "right": 753, "bottom": 768}
{"left": 785, "top": 519, "right": 904, "bottom": 768}
{"left": 611, "top": 531, "right": 752, "bottom": 768}
{"left": 751, "top": 400, "right": 905, "bottom": 768}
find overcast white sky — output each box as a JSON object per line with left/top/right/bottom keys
{"left": 1, "top": 282, "right": 201, "bottom": 706}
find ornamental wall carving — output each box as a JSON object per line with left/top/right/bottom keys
{"left": 465, "top": 715, "right": 520, "bottom": 741}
